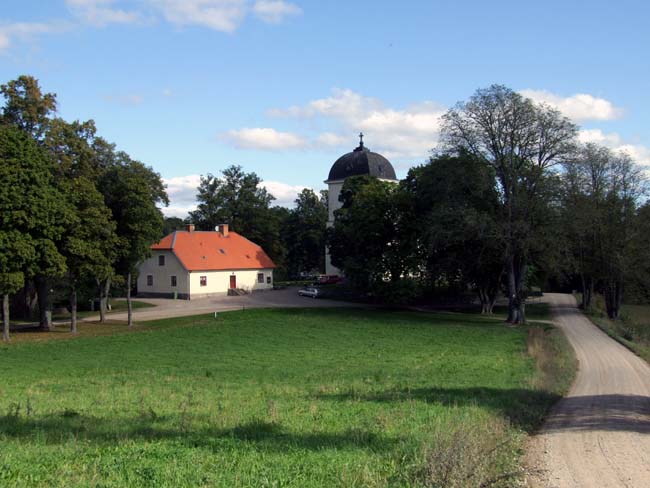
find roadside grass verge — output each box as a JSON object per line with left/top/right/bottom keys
{"left": 0, "top": 307, "right": 574, "bottom": 487}
{"left": 51, "top": 299, "right": 156, "bottom": 321}
{"left": 576, "top": 294, "right": 650, "bottom": 363}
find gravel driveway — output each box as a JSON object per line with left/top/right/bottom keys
{"left": 98, "top": 287, "right": 359, "bottom": 322}
{"left": 528, "top": 293, "right": 650, "bottom": 487}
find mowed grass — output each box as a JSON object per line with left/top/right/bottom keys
{"left": 0, "top": 307, "right": 571, "bottom": 487}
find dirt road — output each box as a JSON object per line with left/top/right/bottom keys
{"left": 528, "top": 293, "right": 650, "bottom": 487}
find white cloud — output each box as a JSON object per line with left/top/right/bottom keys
{"left": 161, "top": 174, "right": 310, "bottom": 217}
{"left": 269, "top": 88, "right": 445, "bottom": 160}
{"left": 66, "top": 0, "right": 140, "bottom": 26}
{"left": 315, "top": 132, "right": 348, "bottom": 147}
{"left": 579, "top": 129, "right": 650, "bottom": 164}
{"left": 162, "top": 174, "right": 201, "bottom": 217}
{"left": 0, "top": 21, "right": 70, "bottom": 51}
{"left": 151, "top": 0, "right": 248, "bottom": 32}
{"left": 221, "top": 127, "right": 307, "bottom": 150}
{"left": 253, "top": 1, "right": 302, "bottom": 24}
{"left": 520, "top": 89, "right": 624, "bottom": 122}
{"left": 261, "top": 180, "right": 310, "bottom": 206}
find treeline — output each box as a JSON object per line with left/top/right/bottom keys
{"left": 171, "top": 165, "right": 329, "bottom": 280}
{"left": 0, "top": 76, "right": 168, "bottom": 340}
{"left": 329, "top": 85, "right": 649, "bottom": 322}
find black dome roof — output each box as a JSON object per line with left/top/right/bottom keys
{"left": 327, "top": 138, "right": 397, "bottom": 182}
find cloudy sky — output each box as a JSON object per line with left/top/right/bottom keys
{"left": 2, "top": 0, "right": 649, "bottom": 217}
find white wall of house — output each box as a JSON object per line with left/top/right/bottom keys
{"left": 188, "top": 268, "right": 274, "bottom": 298}
{"left": 137, "top": 250, "right": 189, "bottom": 297}
{"left": 137, "top": 251, "right": 274, "bottom": 298}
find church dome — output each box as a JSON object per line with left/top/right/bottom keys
{"left": 326, "top": 134, "right": 397, "bottom": 182}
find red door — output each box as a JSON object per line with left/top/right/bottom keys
{"left": 229, "top": 275, "right": 237, "bottom": 289}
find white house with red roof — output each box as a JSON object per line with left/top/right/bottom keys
{"left": 136, "top": 224, "right": 276, "bottom": 299}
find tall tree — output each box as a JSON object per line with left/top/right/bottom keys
{"left": 189, "top": 165, "right": 282, "bottom": 262}
{"left": 0, "top": 124, "right": 68, "bottom": 336}
{"left": 284, "top": 189, "right": 328, "bottom": 277}
{"left": 441, "top": 85, "right": 577, "bottom": 323}
{"left": 329, "top": 176, "right": 411, "bottom": 300}
{"left": 403, "top": 152, "right": 505, "bottom": 313}
{"left": 0, "top": 75, "right": 56, "bottom": 141}
{"left": 59, "top": 177, "right": 116, "bottom": 333}
{"left": 561, "top": 144, "right": 645, "bottom": 318}
{"left": 100, "top": 157, "right": 168, "bottom": 326}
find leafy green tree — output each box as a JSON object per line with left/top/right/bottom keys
{"left": 561, "top": 144, "right": 645, "bottom": 318}
{"left": 329, "top": 176, "right": 411, "bottom": 300}
{"left": 100, "top": 157, "right": 168, "bottom": 326}
{"left": 59, "top": 177, "right": 117, "bottom": 333}
{"left": 441, "top": 85, "right": 577, "bottom": 323}
{"left": 284, "top": 189, "right": 328, "bottom": 277}
{"left": 162, "top": 216, "right": 187, "bottom": 236}
{"left": 0, "top": 124, "right": 69, "bottom": 336}
{"left": 403, "top": 153, "right": 505, "bottom": 313}
{"left": 0, "top": 75, "right": 56, "bottom": 141}
{"left": 190, "top": 165, "right": 282, "bottom": 262}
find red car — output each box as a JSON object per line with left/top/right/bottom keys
{"left": 317, "top": 275, "right": 342, "bottom": 284}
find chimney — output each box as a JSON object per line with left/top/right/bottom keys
{"left": 218, "top": 223, "right": 229, "bottom": 237}
{"left": 186, "top": 224, "right": 195, "bottom": 232}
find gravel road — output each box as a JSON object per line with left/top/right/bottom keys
{"left": 528, "top": 293, "right": 650, "bottom": 487}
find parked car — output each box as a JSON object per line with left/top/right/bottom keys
{"left": 298, "top": 286, "right": 321, "bottom": 298}
{"left": 317, "top": 275, "right": 342, "bottom": 285}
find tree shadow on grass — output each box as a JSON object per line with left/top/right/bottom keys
{"left": 316, "top": 387, "right": 650, "bottom": 434}
{"left": 316, "top": 386, "right": 561, "bottom": 433}
{"left": 0, "top": 414, "right": 398, "bottom": 453}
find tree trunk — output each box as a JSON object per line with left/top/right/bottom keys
{"left": 604, "top": 280, "right": 623, "bottom": 320}
{"left": 99, "top": 277, "right": 111, "bottom": 323}
{"left": 35, "top": 275, "right": 52, "bottom": 330}
{"left": 2, "top": 294, "right": 9, "bottom": 342}
{"left": 70, "top": 286, "right": 78, "bottom": 334}
{"left": 506, "top": 255, "right": 526, "bottom": 324}
{"left": 126, "top": 272, "right": 133, "bottom": 327}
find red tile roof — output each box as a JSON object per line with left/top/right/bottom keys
{"left": 151, "top": 230, "right": 276, "bottom": 271}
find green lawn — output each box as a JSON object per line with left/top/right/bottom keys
{"left": 0, "top": 307, "right": 573, "bottom": 487}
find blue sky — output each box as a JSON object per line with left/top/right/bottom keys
{"left": 1, "top": 0, "right": 649, "bottom": 216}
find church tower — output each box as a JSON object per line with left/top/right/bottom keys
{"left": 324, "top": 134, "right": 398, "bottom": 275}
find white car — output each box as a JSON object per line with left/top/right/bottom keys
{"left": 298, "top": 287, "right": 321, "bottom": 298}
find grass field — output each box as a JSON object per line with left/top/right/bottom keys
{"left": 0, "top": 306, "right": 573, "bottom": 487}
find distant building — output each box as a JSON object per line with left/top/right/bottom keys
{"left": 137, "top": 224, "right": 275, "bottom": 299}
{"left": 324, "top": 134, "right": 398, "bottom": 275}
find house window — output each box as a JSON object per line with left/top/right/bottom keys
{"left": 147, "top": 275, "right": 153, "bottom": 286}
{"left": 266, "top": 276, "right": 272, "bottom": 284}
{"left": 158, "top": 255, "right": 165, "bottom": 266}
{"left": 257, "top": 273, "right": 264, "bottom": 283}
{"left": 200, "top": 276, "right": 207, "bottom": 287}
{"left": 171, "top": 276, "right": 177, "bottom": 287}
